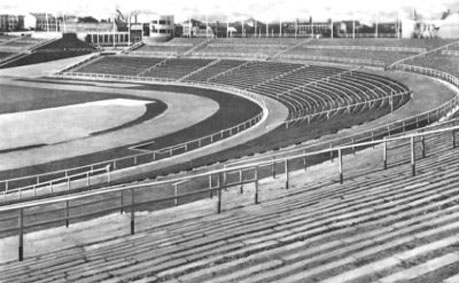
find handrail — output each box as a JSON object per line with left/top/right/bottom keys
{"left": 226, "top": 64, "right": 459, "bottom": 167}
{"left": 1, "top": 122, "right": 458, "bottom": 213}
{"left": 302, "top": 45, "right": 426, "bottom": 53}
{"left": 0, "top": 74, "right": 268, "bottom": 197}
{"left": 279, "top": 54, "right": 385, "bottom": 66}
{"left": 387, "top": 40, "right": 459, "bottom": 69}
{"left": 269, "top": 91, "right": 411, "bottom": 129}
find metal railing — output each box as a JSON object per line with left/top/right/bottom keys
{"left": 387, "top": 40, "right": 459, "bottom": 69}
{"left": 302, "top": 45, "right": 426, "bottom": 53}
{"left": 226, "top": 64, "right": 459, "bottom": 167}
{"left": 279, "top": 54, "right": 385, "bottom": 66}
{"left": 1, "top": 120, "right": 459, "bottom": 262}
{"left": 0, "top": 74, "right": 268, "bottom": 199}
{"left": 271, "top": 90, "right": 411, "bottom": 129}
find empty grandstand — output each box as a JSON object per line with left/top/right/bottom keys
{"left": 0, "top": 31, "right": 459, "bottom": 283}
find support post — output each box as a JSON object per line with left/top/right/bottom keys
{"left": 271, "top": 157, "right": 276, "bottom": 179}
{"left": 421, "top": 135, "right": 426, "bottom": 158}
{"left": 217, "top": 172, "right": 223, "bottom": 214}
{"left": 130, "top": 188, "right": 135, "bottom": 235}
{"left": 411, "top": 136, "right": 416, "bottom": 176}
{"left": 453, "top": 130, "right": 457, "bottom": 149}
{"left": 65, "top": 200, "right": 70, "bottom": 228}
{"left": 330, "top": 143, "right": 334, "bottom": 162}
{"left": 209, "top": 174, "right": 213, "bottom": 199}
{"left": 383, "top": 138, "right": 388, "bottom": 170}
{"left": 174, "top": 184, "right": 179, "bottom": 206}
{"left": 338, "top": 148, "right": 343, "bottom": 184}
{"left": 351, "top": 138, "right": 355, "bottom": 155}
{"left": 18, "top": 208, "right": 24, "bottom": 261}
{"left": 254, "top": 167, "right": 259, "bottom": 205}
{"left": 120, "top": 190, "right": 124, "bottom": 214}
{"left": 239, "top": 169, "right": 243, "bottom": 194}
{"left": 303, "top": 150, "right": 307, "bottom": 171}
{"left": 285, "top": 159, "right": 289, "bottom": 189}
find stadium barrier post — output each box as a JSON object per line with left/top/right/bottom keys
{"left": 303, "top": 150, "right": 307, "bottom": 171}
{"left": 351, "top": 138, "right": 355, "bottom": 155}
{"left": 86, "top": 172, "right": 90, "bottom": 187}
{"left": 254, "top": 166, "right": 259, "bottom": 204}
{"left": 402, "top": 121, "right": 405, "bottom": 133}
{"left": 153, "top": 152, "right": 156, "bottom": 161}
{"left": 330, "top": 143, "right": 334, "bottom": 162}
{"left": 33, "top": 186, "right": 36, "bottom": 198}
{"left": 18, "top": 208, "right": 24, "bottom": 261}
{"left": 371, "top": 131, "right": 375, "bottom": 149}
{"left": 50, "top": 182, "right": 53, "bottom": 194}
{"left": 239, "top": 169, "right": 243, "bottom": 194}
{"left": 271, "top": 157, "right": 276, "bottom": 179}
{"left": 120, "top": 190, "right": 124, "bottom": 214}
{"left": 421, "top": 136, "right": 426, "bottom": 158}
{"left": 217, "top": 172, "right": 223, "bottom": 214}
{"left": 130, "top": 188, "right": 135, "bottom": 235}
{"left": 383, "top": 138, "right": 388, "bottom": 170}
{"left": 285, "top": 159, "right": 289, "bottom": 190}
{"left": 174, "top": 184, "right": 179, "bottom": 206}
{"left": 134, "top": 156, "right": 137, "bottom": 166}
{"left": 65, "top": 200, "right": 70, "bottom": 228}
{"left": 416, "top": 117, "right": 419, "bottom": 128}
{"left": 411, "top": 136, "right": 416, "bottom": 177}
{"left": 337, "top": 147, "right": 344, "bottom": 184}
{"left": 453, "top": 130, "right": 457, "bottom": 149}
{"left": 5, "top": 181, "right": 8, "bottom": 193}
{"left": 387, "top": 125, "right": 391, "bottom": 137}
{"left": 209, "top": 175, "right": 213, "bottom": 199}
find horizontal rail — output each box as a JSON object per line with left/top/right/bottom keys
{"left": 1, "top": 122, "right": 458, "bottom": 213}
{"left": 0, "top": 76, "right": 268, "bottom": 197}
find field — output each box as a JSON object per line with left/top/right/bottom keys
{"left": 0, "top": 82, "right": 262, "bottom": 180}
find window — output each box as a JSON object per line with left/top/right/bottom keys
{"left": 159, "top": 20, "right": 166, "bottom": 25}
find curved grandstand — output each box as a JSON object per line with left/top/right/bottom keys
{"left": 0, "top": 36, "right": 459, "bottom": 283}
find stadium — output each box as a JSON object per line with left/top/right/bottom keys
{"left": 1, "top": 4, "right": 459, "bottom": 283}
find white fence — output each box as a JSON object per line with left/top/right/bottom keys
{"left": 0, "top": 74, "right": 268, "bottom": 200}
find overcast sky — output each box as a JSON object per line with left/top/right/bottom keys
{"left": 1, "top": 0, "right": 457, "bottom": 22}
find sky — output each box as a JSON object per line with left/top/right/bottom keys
{"left": 1, "top": 0, "right": 458, "bottom": 22}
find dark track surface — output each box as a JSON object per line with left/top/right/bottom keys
{"left": 0, "top": 83, "right": 262, "bottom": 181}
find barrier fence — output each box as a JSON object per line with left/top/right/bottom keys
{"left": 279, "top": 54, "right": 385, "bottom": 66}
{"left": 227, "top": 64, "right": 459, "bottom": 167}
{"left": 2, "top": 64, "right": 457, "bottom": 201}
{"left": 0, "top": 75, "right": 268, "bottom": 200}
{"left": 1, "top": 121, "right": 459, "bottom": 261}
{"left": 302, "top": 45, "right": 426, "bottom": 53}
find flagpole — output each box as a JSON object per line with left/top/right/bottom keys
{"left": 279, "top": 16, "right": 282, "bottom": 38}
{"left": 375, "top": 15, "right": 378, "bottom": 38}
{"left": 128, "top": 13, "right": 131, "bottom": 46}
{"left": 46, "top": 13, "right": 49, "bottom": 32}
{"left": 206, "top": 13, "right": 208, "bottom": 38}
{"left": 266, "top": 21, "right": 269, "bottom": 38}
{"left": 352, "top": 12, "right": 356, "bottom": 39}
{"left": 331, "top": 18, "right": 333, "bottom": 39}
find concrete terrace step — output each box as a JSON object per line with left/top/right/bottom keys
{"left": 2, "top": 124, "right": 459, "bottom": 282}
